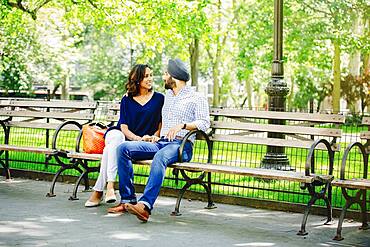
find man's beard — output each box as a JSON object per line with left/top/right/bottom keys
{"left": 164, "top": 77, "right": 176, "bottom": 89}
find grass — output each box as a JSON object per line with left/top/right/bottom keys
{"left": 1, "top": 126, "right": 369, "bottom": 211}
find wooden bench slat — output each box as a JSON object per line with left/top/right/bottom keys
{"left": 0, "top": 110, "right": 94, "bottom": 120}
{"left": 0, "top": 100, "right": 11, "bottom": 107}
{"left": 362, "top": 117, "right": 370, "bottom": 125}
{"left": 211, "top": 121, "right": 341, "bottom": 137}
{"left": 332, "top": 179, "right": 370, "bottom": 190}
{"left": 360, "top": 131, "right": 370, "bottom": 140}
{"left": 135, "top": 160, "right": 152, "bottom": 166}
{"left": 170, "top": 162, "right": 314, "bottom": 183}
{"left": 67, "top": 152, "right": 102, "bottom": 160}
{"left": 5, "top": 121, "right": 81, "bottom": 130}
{"left": 7, "top": 100, "right": 97, "bottom": 109}
{"left": 210, "top": 108, "right": 345, "bottom": 123}
{"left": 0, "top": 144, "right": 55, "bottom": 154}
{"left": 107, "top": 103, "right": 120, "bottom": 111}
{"left": 106, "top": 115, "right": 119, "bottom": 122}
{"left": 211, "top": 134, "right": 339, "bottom": 151}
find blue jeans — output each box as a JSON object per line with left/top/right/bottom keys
{"left": 116, "top": 138, "right": 193, "bottom": 210}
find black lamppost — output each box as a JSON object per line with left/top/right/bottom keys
{"left": 261, "top": 0, "right": 291, "bottom": 170}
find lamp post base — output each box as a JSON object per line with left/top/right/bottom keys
{"left": 261, "top": 153, "right": 295, "bottom": 171}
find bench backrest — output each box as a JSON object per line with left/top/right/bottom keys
{"left": 209, "top": 108, "right": 345, "bottom": 151}
{"left": 0, "top": 99, "right": 97, "bottom": 130}
{"left": 99, "top": 106, "right": 345, "bottom": 151}
{"left": 106, "top": 103, "right": 120, "bottom": 123}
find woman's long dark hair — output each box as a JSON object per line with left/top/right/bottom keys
{"left": 125, "top": 64, "right": 152, "bottom": 97}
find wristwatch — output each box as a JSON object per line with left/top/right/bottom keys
{"left": 182, "top": 123, "right": 187, "bottom": 129}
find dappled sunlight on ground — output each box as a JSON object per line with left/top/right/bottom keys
{"left": 154, "top": 199, "right": 176, "bottom": 206}
{"left": 0, "top": 221, "right": 50, "bottom": 237}
{"left": 0, "top": 177, "right": 368, "bottom": 247}
{"left": 189, "top": 208, "right": 291, "bottom": 220}
{"left": 319, "top": 241, "right": 368, "bottom": 247}
{"left": 103, "top": 212, "right": 123, "bottom": 217}
{"left": 234, "top": 243, "right": 276, "bottom": 246}
{"left": 110, "top": 231, "right": 151, "bottom": 240}
{"left": 0, "top": 179, "right": 26, "bottom": 184}
{"left": 39, "top": 216, "right": 79, "bottom": 223}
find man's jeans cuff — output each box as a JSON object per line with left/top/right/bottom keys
{"left": 139, "top": 200, "right": 151, "bottom": 210}
{"left": 120, "top": 198, "right": 137, "bottom": 204}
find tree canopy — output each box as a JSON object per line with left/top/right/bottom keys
{"left": 0, "top": 0, "right": 369, "bottom": 113}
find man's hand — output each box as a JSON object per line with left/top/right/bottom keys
{"left": 142, "top": 135, "right": 160, "bottom": 143}
{"left": 166, "top": 124, "right": 183, "bottom": 141}
{"left": 150, "top": 136, "right": 160, "bottom": 143}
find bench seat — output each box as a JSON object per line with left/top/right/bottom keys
{"left": 0, "top": 144, "right": 56, "bottom": 155}
{"left": 332, "top": 179, "right": 370, "bottom": 190}
{"left": 169, "top": 162, "right": 315, "bottom": 183}
{"left": 66, "top": 150, "right": 316, "bottom": 183}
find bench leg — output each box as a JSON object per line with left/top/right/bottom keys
{"left": 333, "top": 201, "right": 351, "bottom": 241}
{"left": 360, "top": 190, "right": 369, "bottom": 230}
{"left": 323, "top": 195, "right": 333, "bottom": 224}
{"left": 200, "top": 182, "right": 216, "bottom": 209}
{"left": 69, "top": 169, "right": 88, "bottom": 201}
{"left": 297, "top": 196, "right": 317, "bottom": 236}
{"left": 46, "top": 166, "right": 67, "bottom": 197}
{"left": 77, "top": 160, "right": 92, "bottom": 192}
{"left": 171, "top": 182, "right": 192, "bottom": 216}
{"left": 0, "top": 159, "right": 11, "bottom": 180}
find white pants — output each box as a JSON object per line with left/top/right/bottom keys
{"left": 93, "top": 129, "right": 125, "bottom": 192}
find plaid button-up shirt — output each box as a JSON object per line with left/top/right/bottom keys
{"left": 160, "top": 86, "right": 210, "bottom": 142}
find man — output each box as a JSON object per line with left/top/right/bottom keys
{"left": 108, "top": 58, "right": 210, "bottom": 222}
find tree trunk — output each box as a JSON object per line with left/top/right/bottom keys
{"left": 61, "top": 70, "right": 70, "bottom": 100}
{"left": 332, "top": 39, "right": 341, "bottom": 114}
{"left": 348, "top": 16, "right": 362, "bottom": 113}
{"left": 364, "top": 54, "right": 370, "bottom": 76}
{"left": 362, "top": 17, "right": 370, "bottom": 113}
{"left": 244, "top": 78, "right": 252, "bottom": 109}
{"left": 364, "top": 18, "right": 370, "bottom": 76}
{"left": 189, "top": 38, "right": 199, "bottom": 90}
{"left": 212, "top": 61, "right": 220, "bottom": 107}
{"left": 287, "top": 75, "right": 294, "bottom": 111}
{"left": 348, "top": 16, "right": 361, "bottom": 76}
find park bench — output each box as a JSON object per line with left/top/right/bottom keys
{"left": 181, "top": 108, "right": 344, "bottom": 236}
{"left": 0, "top": 99, "right": 97, "bottom": 193}
{"left": 66, "top": 105, "right": 345, "bottom": 236}
{"left": 332, "top": 116, "right": 370, "bottom": 241}
{"left": 58, "top": 102, "right": 120, "bottom": 200}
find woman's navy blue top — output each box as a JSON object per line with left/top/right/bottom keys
{"left": 106, "top": 92, "right": 164, "bottom": 138}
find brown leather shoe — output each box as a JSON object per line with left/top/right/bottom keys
{"left": 125, "top": 202, "right": 150, "bottom": 222}
{"left": 107, "top": 203, "right": 127, "bottom": 214}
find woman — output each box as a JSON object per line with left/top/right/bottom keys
{"left": 85, "top": 64, "right": 164, "bottom": 207}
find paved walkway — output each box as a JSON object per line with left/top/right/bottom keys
{"left": 0, "top": 177, "right": 369, "bottom": 247}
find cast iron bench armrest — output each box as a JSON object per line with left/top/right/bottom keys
{"left": 178, "top": 129, "right": 212, "bottom": 162}
{"left": 52, "top": 120, "right": 83, "bottom": 154}
{"left": 338, "top": 142, "right": 368, "bottom": 180}
{"left": 304, "top": 138, "right": 335, "bottom": 178}
{"left": 0, "top": 120, "right": 7, "bottom": 156}
{"left": 172, "top": 129, "right": 212, "bottom": 185}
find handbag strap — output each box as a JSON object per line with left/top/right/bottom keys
{"left": 87, "top": 122, "right": 107, "bottom": 129}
